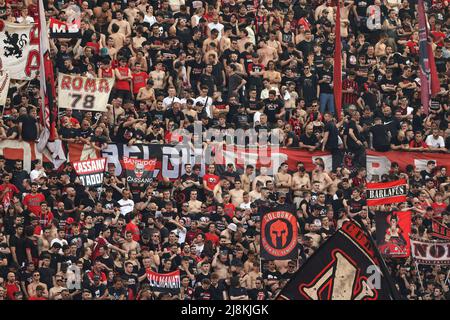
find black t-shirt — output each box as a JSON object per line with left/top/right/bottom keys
{"left": 299, "top": 73, "right": 318, "bottom": 102}
{"left": 346, "top": 120, "right": 362, "bottom": 149}
{"left": 187, "top": 60, "right": 205, "bottom": 83}
{"left": 164, "top": 108, "right": 186, "bottom": 124}
{"left": 249, "top": 287, "right": 269, "bottom": 300}
{"left": 263, "top": 98, "right": 283, "bottom": 123}
{"left": 287, "top": 131, "right": 300, "bottom": 147}
{"left": 9, "top": 234, "right": 26, "bottom": 266}
{"left": 370, "top": 124, "right": 390, "bottom": 148}
{"left": 262, "top": 270, "right": 282, "bottom": 282}
{"left": 296, "top": 40, "right": 314, "bottom": 59}
{"left": 299, "top": 133, "right": 318, "bottom": 147}
{"left": 229, "top": 286, "right": 248, "bottom": 299}
{"left": 324, "top": 121, "right": 339, "bottom": 149}
{"left": 317, "top": 68, "right": 333, "bottom": 94}
{"left": 193, "top": 286, "right": 214, "bottom": 300}
{"left": 18, "top": 115, "right": 38, "bottom": 141}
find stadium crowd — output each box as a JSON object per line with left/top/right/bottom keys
{"left": 0, "top": 0, "right": 449, "bottom": 300}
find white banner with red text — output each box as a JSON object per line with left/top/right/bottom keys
{"left": 57, "top": 73, "right": 115, "bottom": 112}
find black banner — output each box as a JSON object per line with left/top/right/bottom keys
{"left": 261, "top": 206, "right": 298, "bottom": 260}
{"left": 277, "top": 221, "right": 401, "bottom": 300}
{"left": 73, "top": 158, "right": 106, "bottom": 187}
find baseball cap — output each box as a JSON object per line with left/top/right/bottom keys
{"left": 227, "top": 223, "right": 237, "bottom": 232}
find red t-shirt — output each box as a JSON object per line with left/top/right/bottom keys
{"left": 409, "top": 140, "right": 428, "bottom": 149}
{"left": 205, "top": 232, "right": 219, "bottom": 246}
{"left": 115, "top": 66, "right": 131, "bottom": 91}
{"left": 203, "top": 174, "right": 220, "bottom": 191}
{"left": 224, "top": 203, "right": 236, "bottom": 219}
{"left": 5, "top": 282, "right": 20, "bottom": 300}
{"left": 0, "top": 183, "right": 20, "bottom": 201}
{"left": 92, "top": 237, "right": 109, "bottom": 261}
{"left": 23, "top": 193, "right": 46, "bottom": 215}
{"left": 100, "top": 67, "right": 114, "bottom": 78}
{"left": 132, "top": 71, "right": 149, "bottom": 94}
{"left": 87, "top": 271, "right": 107, "bottom": 283}
{"left": 125, "top": 221, "right": 140, "bottom": 242}
{"left": 432, "top": 202, "right": 447, "bottom": 217}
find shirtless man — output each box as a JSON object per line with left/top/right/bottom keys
{"left": 202, "top": 29, "right": 220, "bottom": 56}
{"left": 212, "top": 250, "right": 230, "bottom": 280}
{"left": 252, "top": 167, "right": 273, "bottom": 191}
{"left": 257, "top": 39, "right": 278, "bottom": 67}
{"left": 311, "top": 162, "right": 332, "bottom": 192}
{"left": 220, "top": 25, "right": 233, "bottom": 54}
{"left": 136, "top": 79, "right": 155, "bottom": 105}
{"left": 274, "top": 163, "right": 292, "bottom": 194}
{"left": 267, "top": 31, "right": 282, "bottom": 54}
{"left": 27, "top": 271, "right": 49, "bottom": 298}
{"left": 37, "top": 227, "right": 52, "bottom": 255}
{"left": 106, "top": 98, "right": 125, "bottom": 126}
{"left": 149, "top": 62, "right": 166, "bottom": 91}
{"left": 249, "top": 181, "right": 262, "bottom": 202}
{"left": 108, "top": 11, "right": 131, "bottom": 37}
{"left": 123, "top": 0, "right": 139, "bottom": 26}
{"left": 240, "top": 165, "right": 254, "bottom": 193}
{"left": 229, "top": 180, "right": 245, "bottom": 207}
{"left": 122, "top": 231, "right": 140, "bottom": 252}
{"left": 188, "top": 190, "right": 202, "bottom": 213}
{"left": 292, "top": 164, "right": 311, "bottom": 207}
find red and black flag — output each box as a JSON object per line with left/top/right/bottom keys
{"left": 277, "top": 221, "right": 401, "bottom": 300}
{"left": 375, "top": 211, "right": 411, "bottom": 258}
{"left": 366, "top": 179, "right": 407, "bottom": 206}
{"left": 38, "top": 0, "right": 57, "bottom": 151}
{"left": 261, "top": 207, "right": 298, "bottom": 260}
{"left": 418, "top": 0, "right": 440, "bottom": 114}
{"left": 73, "top": 158, "right": 106, "bottom": 187}
{"left": 333, "top": 0, "right": 342, "bottom": 120}
{"left": 122, "top": 156, "right": 156, "bottom": 185}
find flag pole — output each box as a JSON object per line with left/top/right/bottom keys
{"left": 414, "top": 259, "right": 424, "bottom": 292}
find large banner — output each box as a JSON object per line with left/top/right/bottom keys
{"left": 3, "top": 141, "right": 450, "bottom": 177}
{"left": 146, "top": 270, "right": 180, "bottom": 293}
{"left": 375, "top": 211, "right": 411, "bottom": 258}
{"left": 73, "top": 158, "right": 106, "bottom": 187}
{"left": 57, "top": 73, "right": 114, "bottom": 112}
{"left": 410, "top": 237, "right": 450, "bottom": 265}
{"left": 0, "top": 71, "right": 10, "bottom": 105}
{"left": 366, "top": 179, "right": 407, "bottom": 206}
{"left": 431, "top": 220, "right": 450, "bottom": 240}
{"left": 0, "top": 22, "right": 39, "bottom": 80}
{"left": 261, "top": 208, "right": 298, "bottom": 260}
{"left": 277, "top": 221, "right": 400, "bottom": 300}
{"left": 122, "top": 156, "right": 156, "bottom": 184}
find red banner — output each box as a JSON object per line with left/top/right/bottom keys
{"left": 375, "top": 211, "right": 412, "bottom": 258}
{"left": 366, "top": 179, "right": 407, "bottom": 206}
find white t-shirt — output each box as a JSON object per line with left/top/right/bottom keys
{"left": 208, "top": 22, "right": 224, "bottom": 39}
{"left": 193, "top": 96, "right": 213, "bottom": 118}
{"left": 30, "top": 169, "right": 47, "bottom": 182}
{"left": 117, "top": 198, "right": 135, "bottom": 216}
{"left": 425, "top": 135, "right": 446, "bottom": 148}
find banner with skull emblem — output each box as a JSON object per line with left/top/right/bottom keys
{"left": 122, "top": 156, "right": 156, "bottom": 185}
{"left": 261, "top": 208, "right": 298, "bottom": 260}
